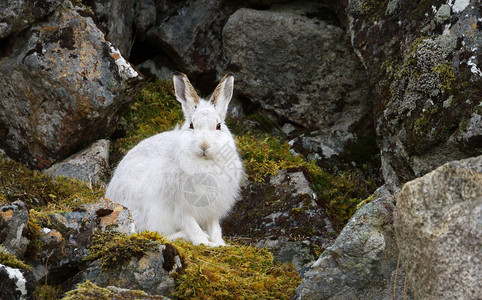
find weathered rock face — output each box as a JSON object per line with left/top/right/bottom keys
{"left": 340, "top": 0, "right": 482, "bottom": 192}
{"left": 222, "top": 169, "right": 336, "bottom": 273}
{"left": 0, "top": 0, "right": 62, "bottom": 39}
{"left": 0, "top": 7, "right": 143, "bottom": 169}
{"left": 44, "top": 139, "right": 111, "bottom": 185}
{"left": 0, "top": 201, "right": 29, "bottom": 258}
{"left": 83, "top": 0, "right": 136, "bottom": 58}
{"left": 395, "top": 155, "right": 481, "bottom": 300}
{"left": 222, "top": 7, "right": 372, "bottom": 156}
{"left": 144, "top": 0, "right": 237, "bottom": 89}
{"left": 79, "top": 244, "right": 182, "bottom": 296}
{"left": 294, "top": 186, "right": 411, "bottom": 300}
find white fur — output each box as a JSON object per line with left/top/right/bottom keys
{"left": 106, "top": 73, "right": 243, "bottom": 246}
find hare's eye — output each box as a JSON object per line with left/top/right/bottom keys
{"left": 189, "top": 122, "right": 194, "bottom": 129}
{"left": 216, "top": 123, "right": 221, "bottom": 130}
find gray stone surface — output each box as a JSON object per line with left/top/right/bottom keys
{"left": 45, "top": 139, "right": 111, "bottom": 185}
{"left": 395, "top": 155, "right": 482, "bottom": 300}
{"left": 222, "top": 8, "right": 371, "bottom": 155}
{"left": 256, "top": 236, "right": 316, "bottom": 276}
{"left": 0, "top": 201, "right": 29, "bottom": 258}
{"left": 146, "top": 0, "right": 236, "bottom": 84}
{"left": 79, "top": 244, "right": 182, "bottom": 296}
{"left": 85, "top": 0, "right": 136, "bottom": 57}
{"left": 0, "top": 7, "right": 142, "bottom": 169}
{"left": 294, "top": 186, "right": 411, "bottom": 300}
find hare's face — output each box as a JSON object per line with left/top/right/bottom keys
{"left": 173, "top": 72, "right": 236, "bottom": 160}
{"left": 185, "top": 101, "right": 232, "bottom": 159}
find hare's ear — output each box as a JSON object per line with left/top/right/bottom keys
{"left": 210, "top": 73, "right": 234, "bottom": 120}
{"left": 173, "top": 72, "right": 200, "bottom": 117}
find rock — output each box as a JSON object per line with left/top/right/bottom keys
{"left": 136, "top": 59, "right": 173, "bottom": 80}
{"left": 146, "top": 0, "right": 237, "bottom": 89}
{"left": 44, "top": 139, "right": 111, "bottom": 185}
{"left": 394, "top": 155, "right": 482, "bottom": 299}
{"left": 222, "top": 8, "right": 371, "bottom": 148}
{"left": 294, "top": 186, "right": 412, "bottom": 300}
{"left": 0, "top": 7, "right": 143, "bottom": 169}
{"left": 78, "top": 244, "right": 182, "bottom": 296}
{"left": 222, "top": 169, "right": 336, "bottom": 272}
{"left": 29, "top": 198, "right": 136, "bottom": 284}
{"left": 340, "top": 0, "right": 482, "bottom": 193}
{"left": 256, "top": 237, "right": 315, "bottom": 276}
{"left": 0, "top": 264, "right": 36, "bottom": 300}
{"left": 294, "top": 130, "right": 355, "bottom": 160}
{"left": 84, "top": 0, "right": 136, "bottom": 57}
{"left": 0, "top": 0, "right": 62, "bottom": 39}
{"left": 0, "top": 201, "right": 30, "bottom": 258}
{"left": 435, "top": 4, "right": 451, "bottom": 23}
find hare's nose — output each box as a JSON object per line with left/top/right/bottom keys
{"left": 199, "top": 142, "right": 211, "bottom": 152}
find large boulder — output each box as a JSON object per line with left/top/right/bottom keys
{"left": 340, "top": 0, "right": 482, "bottom": 192}
{"left": 294, "top": 186, "right": 411, "bottom": 300}
{"left": 395, "top": 155, "right": 481, "bottom": 299}
{"left": 222, "top": 8, "right": 372, "bottom": 157}
{"left": 0, "top": 7, "right": 142, "bottom": 169}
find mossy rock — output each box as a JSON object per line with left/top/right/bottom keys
{"left": 0, "top": 248, "right": 30, "bottom": 270}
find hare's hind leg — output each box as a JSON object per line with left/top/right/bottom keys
{"left": 205, "top": 219, "right": 226, "bottom": 246}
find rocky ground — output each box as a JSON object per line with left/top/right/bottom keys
{"left": 0, "top": 0, "right": 480, "bottom": 299}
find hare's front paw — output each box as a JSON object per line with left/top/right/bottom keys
{"left": 209, "top": 238, "right": 226, "bottom": 247}
{"left": 191, "top": 237, "right": 217, "bottom": 247}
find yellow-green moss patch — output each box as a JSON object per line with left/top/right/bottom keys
{"left": 0, "top": 248, "right": 31, "bottom": 270}
{"left": 85, "top": 231, "right": 168, "bottom": 270}
{"left": 0, "top": 156, "right": 103, "bottom": 213}
{"left": 171, "top": 239, "right": 301, "bottom": 299}
{"left": 34, "top": 284, "right": 61, "bottom": 300}
{"left": 433, "top": 63, "right": 455, "bottom": 91}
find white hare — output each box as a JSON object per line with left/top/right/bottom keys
{"left": 105, "top": 72, "right": 243, "bottom": 246}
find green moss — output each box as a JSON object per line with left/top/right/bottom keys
{"left": 62, "top": 281, "right": 117, "bottom": 300}
{"left": 110, "top": 80, "right": 183, "bottom": 164}
{"left": 85, "top": 231, "right": 167, "bottom": 270}
{"left": 22, "top": 212, "right": 43, "bottom": 260}
{"left": 35, "top": 284, "right": 61, "bottom": 300}
{"left": 235, "top": 133, "right": 320, "bottom": 183}
{"left": 63, "top": 280, "right": 164, "bottom": 300}
{"left": 171, "top": 239, "right": 301, "bottom": 299}
{"left": 433, "top": 63, "right": 455, "bottom": 91}
{"left": 0, "top": 156, "right": 103, "bottom": 213}
{"left": 0, "top": 248, "right": 31, "bottom": 270}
